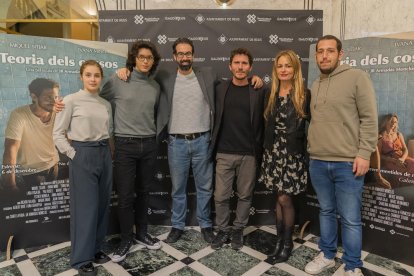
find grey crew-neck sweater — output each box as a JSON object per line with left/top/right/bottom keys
{"left": 100, "top": 69, "right": 160, "bottom": 137}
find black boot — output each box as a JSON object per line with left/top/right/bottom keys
{"left": 267, "top": 236, "right": 283, "bottom": 258}
{"left": 267, "top": 220, "right": 284, "bottom": 258}
{"left": 273, "top": 226, "right": 293, "bottom": 263}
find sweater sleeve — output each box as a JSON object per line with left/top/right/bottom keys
{"left": 355, "top": 72, "right": 378, "bottom": 160}
{"left": 53, "top": 95, "right": 76, "bottom": 159}
{"left": 99, "top": 75, "right": 116, "bottom": 102}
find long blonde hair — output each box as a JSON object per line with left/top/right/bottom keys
{"left": 264, "top": 50, "right": 306, "bottom": 120}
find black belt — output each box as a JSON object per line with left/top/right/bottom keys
{"left": 115, "top": 136, "right": 155, "bottom": 142}
{"left": 171, "top": 132, "right": 206, "bottom": 140}
{"left": 72, "top": 139, "right": 108, "bottom": 147}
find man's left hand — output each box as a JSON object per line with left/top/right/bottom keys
{"left": 251, "top": 75, "right": 263, "bottom": 89}
{"left": 353, "top": 156, "right": 370, "bottom": 177}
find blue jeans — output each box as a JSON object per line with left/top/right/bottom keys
{"left": 309, "top": 159, "right": 364, "bottom": 271}
{"left": 168, "top": 132, "right": 213, "bottom": 229}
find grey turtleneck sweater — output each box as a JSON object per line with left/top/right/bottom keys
{"left": 100, "top": 68, "right": 160, "bottom": 137}
{"left": 53, "top": 89, "right": 113, "bottom": 159}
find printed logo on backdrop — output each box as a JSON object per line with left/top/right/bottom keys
{"left": 263, "top": 74, "right": 271, "bottom": 84}
{"left": 195, "top": 14, "right": 205, "bottom": 24}
{"left": 211, "top": 56, "right": 230, "bottom": 62}
{"left": 306, "top": 15, "right": 316, "bottom": 25}
{"left": 148, "top": 207, "right": 167, "bottom": 215}
{"left": 218, "top": 34, "right": 228, "bottom": 45}
{"left": 269, "top": 34, "right": 279, "bottom": 44}
{"left": 247, "top": 14, "right": 256, "bottom": 24}
{"left": 157, "top": 34, "right": 178, "bottom": 45}
{"left": 249, "top": 207, "right": 256, "bottom": 216}
{"left": 158, "top": 34, "right": 167, "bottom": 44}
{"left": 269, "top": 34, "right": 294, "bottom": 45}
{"left": 218, "top": 34, "right": 262, "bottom": 45}
{"left": 164, "top": 16, "right": 186, "bottom": 22}
{"left": 276, "top": 16, "right": 297, "bottom": 22}
{"left": 134, "top": 15, "right": 144, "bottom": 24}
{"left": 154, "top": 171, "right": 164, "bottom": 182}
{"left": 134, "top": 14, "right": 160, "bottom": 24}
{"left": 298, "top": 37, "right": 319, "bottom": 43}
{"left": 247, "top": 14, "right": 272, "bottom": 24}
{"left": 188, "top": 36, "right": 209, "bottom": 42}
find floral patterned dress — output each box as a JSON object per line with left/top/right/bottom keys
{"left": 258, "top": 96, "right": 307, "bottom": 195}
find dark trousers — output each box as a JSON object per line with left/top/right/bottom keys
{"left": 114, "top": 136, "right": 157, "bottom": 240}
{"left": 69, "top": 140, "right": 112, "bottom": 269}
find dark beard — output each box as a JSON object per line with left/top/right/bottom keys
{"left": 178, "top": 61, "right": 192, "bottom": 71}
{"left": 318, "top": 60, "right": 340, "bottom": 75}
{"left": 319, "top": 67, "right": 335, "bottom": 75}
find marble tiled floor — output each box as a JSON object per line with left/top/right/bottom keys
{"left": 1, "top": 225, "right": 413, "bottom": 276}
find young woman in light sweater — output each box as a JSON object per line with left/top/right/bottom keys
{"left": 53, "top": 60, "right": 113, "bottom": 276}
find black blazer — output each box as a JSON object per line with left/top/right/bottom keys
{"left": 211, "top": 79, "right": 267, "bottom": 161}
{"left": 155, "top": 66, "right": 219, "bottom": 142}
{"left": 263, "top": 88, "right": 311, "bottom": 154}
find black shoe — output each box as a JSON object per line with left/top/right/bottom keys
{"left": 78, "top": 262, "right": 96, "bottom": 276}
{"left": 211, "top": 230, "right": 230, "bottom": 249}
{"left": 201, "top": 227, "right": 215, "bottom": 243}
{"left": 110, "top": 238, "right": 133, "bottom": 263}
{"left": 273, "top": 240, "right": 293, "bottom": 263}
{"left": 134, "top": 234, "right": 161, "bottom": 250}
{"left": 267, "top": 236, "right": 283, "bottom": 258}
{"left": 231, "top": 229, "right": 244, "bottom": 250}
{"left": 94, "top": 251, "right": 110, "bottom": 264}
{"left": 165, "top": 228, "right": 183, "bottom": 243}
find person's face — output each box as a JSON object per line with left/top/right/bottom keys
{"left": 229, "top": 54, "right": 252, "bottom": 81}
{"left": 135, "top": 48, "right": 154, "bottom": 74}
{"left": 173, "top": 43, "right": 193, "bottom": 72}
{"left": 276, "top": 55, "right": 294, "bottom": 82}
{"left": 315, "top": 39, "right": 343, "bottom": 75}
{"left": 80, "top": 65, "right": 102, "bottom": 93}
{"left": 33, "top": 87, "right": 59, "bottom": 112}
{"left": 388, "top": 116, "right": 398, "bottom": 132}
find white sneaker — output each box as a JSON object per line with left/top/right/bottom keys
{"left": 344, "top": 268, "right": 364, "bottom": 276}
{"left": 305, "top": 252, "right": 335, "bottom": 274}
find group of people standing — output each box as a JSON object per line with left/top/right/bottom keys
{"left": 51, "top": 34, "right": 377, "bottom": 276}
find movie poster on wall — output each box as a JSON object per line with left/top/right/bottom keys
{"left": 0, "top": 33, "right": 127, "bottom": 250}
{"left": 305, "top": 37, "right": 414, "bottom": 266}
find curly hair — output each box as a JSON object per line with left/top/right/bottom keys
{"left": 126, "top": 41, "right": 161, "bottom": 76}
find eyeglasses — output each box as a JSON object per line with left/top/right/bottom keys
{"left": 175, "top": 52, "right": 193, "bottom": 58}
{"left": 137, "top": 55, "right": 154, "bottom": 62}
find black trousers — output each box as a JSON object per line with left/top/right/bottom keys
{"left": 114, "top": 136, "right": 157, "bottom": 240}
{"left": 69, "top": 140, "right": 112, "bottom": 269}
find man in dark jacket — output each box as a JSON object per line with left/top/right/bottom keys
{"left": 210, "top": 48, "right": 267, "bottom": 250}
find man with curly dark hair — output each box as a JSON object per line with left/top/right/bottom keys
{"left": 100, "top": 41, "right": 162, "bottom": 262}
